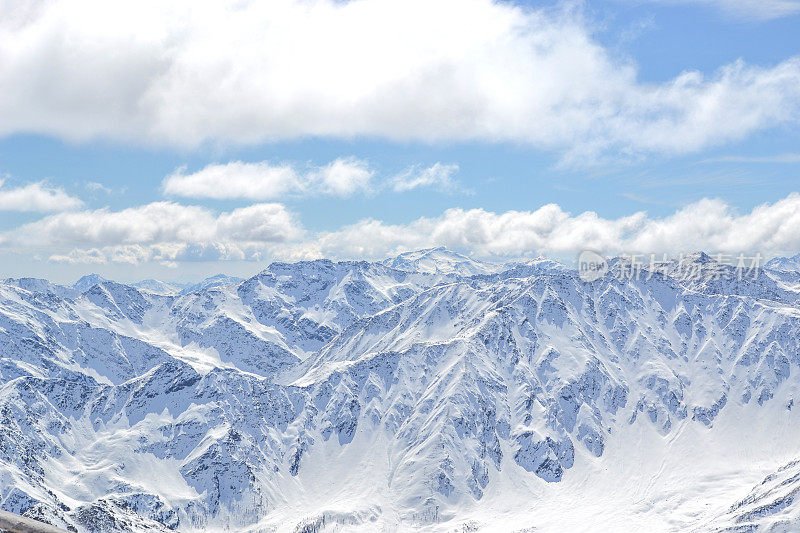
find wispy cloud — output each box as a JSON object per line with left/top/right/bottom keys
{"left": 620, "top": 192, "right": 669, "bottom": 206}
{"left": 390, "top": 163, "right": 462, "bottom": 193}
{"left": 85, "top": 181, "right": 113, "bottom": 194}
{"left": 163, "top": 159, "right": 468, "bottom": 200}
{"left": 702, "top": 153, "right": 800, "bottom": 164}
{"left": 628, "top": 166, "right": 758, "bottom": 189}
{"left": 630, "top": 0, "right": 800, "bottom": 20}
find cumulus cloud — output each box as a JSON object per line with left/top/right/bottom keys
{"left": 37, "top": 201, "right": 302, "bottom": 265}
{"left": 308, "top": 205, "right": 649, "bottom": 259}
{"left": 1, "top": 202, "right": 301, "bottom": 260}
{"left": 302, "top": 194, "right": 800, "bottom": 260}
{"left": 1, "top": 1, "right": 799, "bottom": 161}
{"left": 390, "top": 163, "right": 460, "bottom": 193}
{"left": 16, "top": 193, "right": 800, "bottom": 264}
{"left": 314, "top": 158, "right": 374, "bottom": 196}
{"left": 634, "top": 0, "right": 800, "bottom": 20}
{"left": 0, "top": 179, "right": 82, "bottom": 212}
{"left": 49, "top": 248, "right": 105, "bottom": 265}
{"left": 162, "top": 158, "right": 374, "bottom": 200}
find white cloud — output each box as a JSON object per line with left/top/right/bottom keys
{"left": 50, "top": 242, "right": 253, "bottom": 265}
{"left": 391, "top": 163, "right": 460, "bottom": 192}
{"left": 1, "top": 202, "right": 301, "bottom": 253}
{"left": 25, "top": 193, "right": 800, "bottom": 264}
{"left": 0, "top": 179, "right": 82, "bottom": 212}
{"left": 302, "top": 194, "right": 800, "bottom": 260}
{"left": 163, "top": 162, "right": 302, "bottom": 200}
{"left": 162, "top": 158, "right": 373, "bottom": 199}
{"left": 50, "top": 247, "right": 106, "bottom": 264}
{"left": 216, "top": 203, "right": 304, "bottom": 242}
{"left": 307, "top": 205, "right": 649, "bottom": 259}
{"left": 633, "top": 0, "right": 800, "bottom": 20}
{"left": 313, "top": 158, "right": 374, "bottom": 197}
{"left": 1, "top": 1, "right": 799, "bottom": 161}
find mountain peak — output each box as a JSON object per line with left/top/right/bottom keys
{"left": 383, "top": 247, "right": 502, "bottom": 276}
{"left": 179, "top": 274, "right": 243, "bottom": 294}
{"left": 73, "top": 273, "right": 110, "bottom": 291}
{"left": 683, "top": 251, "right": 713, "bottom": 263}
{"left": 132, "top": 279, "right": 184, "bottom": 295}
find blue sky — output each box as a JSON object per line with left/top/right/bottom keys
{"left": 0, "top": 0, "right": 798, "bottom": 283}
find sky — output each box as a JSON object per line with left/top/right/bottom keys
{"left": 0, "top": 0, "right": 799, "bottom": 284}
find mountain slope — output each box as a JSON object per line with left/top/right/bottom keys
{"left": 2, "top": 251, "right": 800, "bottom": 532}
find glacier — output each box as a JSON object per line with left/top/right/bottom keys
{"left": 2, "top": 249, "right": 800, "bottom": 531}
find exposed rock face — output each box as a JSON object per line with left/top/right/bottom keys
{"left": 2, "top": 250, "right": 800, "bottom": 531}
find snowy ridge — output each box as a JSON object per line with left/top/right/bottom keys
{"left": 131, "top": 279, "right": 184, "bottom": 296}
{"left": 2, "top": 250, "right": 800, "bottom": 531}
{"left": 179, "top": 274, "right": 243, "bottom": 295}
{"left": 381, "top": 247, "right": 503, "bottom": 276}
{"left": 765, "top": 253, "right": 800, "bottom": 273}
{"left": 72, "top": 274, "right": 244, "bottom": 297}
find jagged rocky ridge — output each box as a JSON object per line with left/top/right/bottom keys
{"left": 2, "top": 249, "right": 800, "bottom": 531}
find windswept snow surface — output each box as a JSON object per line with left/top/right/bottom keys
{"left": 3, "top": 251, "right": 800, "bottom": 531}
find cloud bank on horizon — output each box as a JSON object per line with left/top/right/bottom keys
{"left": 0, "top": 0, "right": 799, "bottom": 276}
{"left": 13, "top": 192, "right": 800, "bottom": 266}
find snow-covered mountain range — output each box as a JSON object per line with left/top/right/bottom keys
{"left": 73, "top": 274, "right": 245, "bottom": 297}
{"left": 765, "top": 253, "right": 800, "bottom": 273}
{"left": 3, "top": 249, "right": 800, "bottom": 532}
